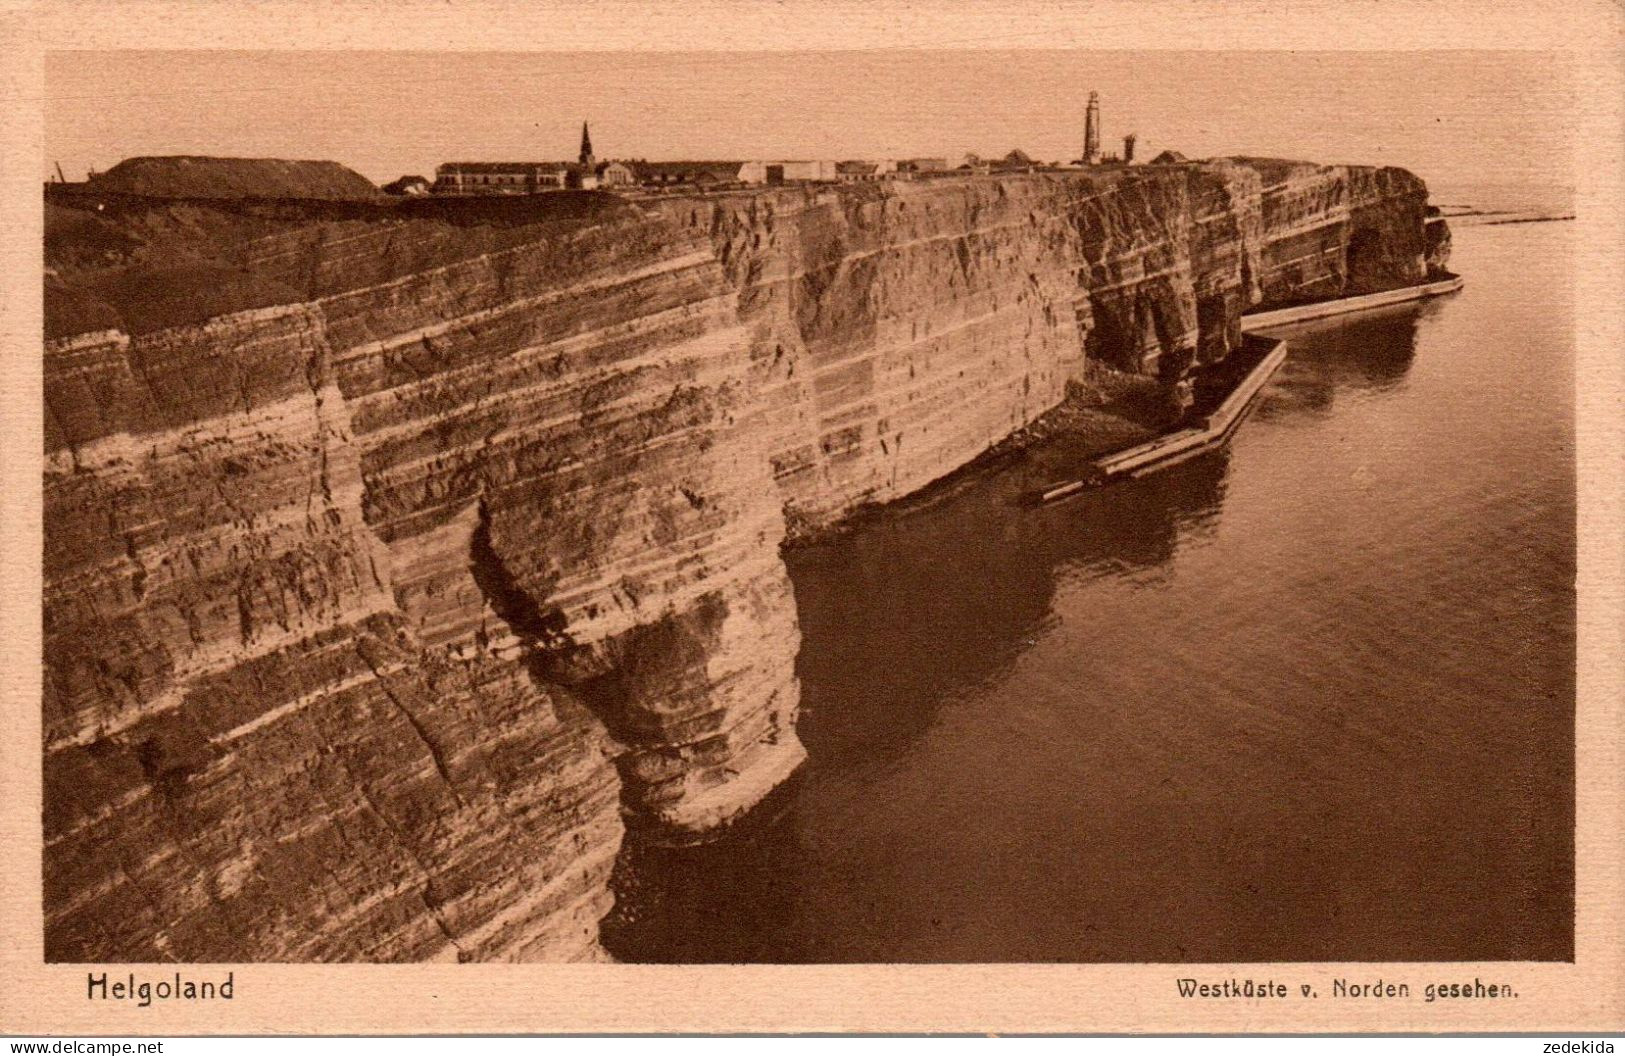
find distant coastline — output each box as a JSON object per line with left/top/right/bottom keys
{"left": 1425, "top": 179, "right": 1574, "bottom": 226}
{"left": 1435, "top": 206, "right": 1576, "bottom": 227}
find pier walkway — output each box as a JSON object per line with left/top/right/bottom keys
{"left": 1239, "top": 275, "right": 1464, "bottom": 332}
{"left": 1037, "top": 337, "right": 1288, "bottom": 503}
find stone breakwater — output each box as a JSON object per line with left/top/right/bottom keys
{"left": 42, "top": 158, "right": 1436, "bottom": 961}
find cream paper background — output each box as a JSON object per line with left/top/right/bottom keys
{"left": 1, "top": 0, "right": 1619, "bottom": 1035}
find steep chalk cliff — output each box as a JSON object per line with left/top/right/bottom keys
{"left": 43, "top": 159, "right": 1436, "bottom": 961}
{"left": 648, "top": 157, "right": 1426, "bottom": 526}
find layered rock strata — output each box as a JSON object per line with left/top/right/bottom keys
{"left": 646, "top": 157, "right": 1426, "bottom": 525}
{"left": 43, "top": 159, "right": 1436, "bottom": 961}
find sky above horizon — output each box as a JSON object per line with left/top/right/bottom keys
{"left": 45, "top": 50, "right": 1575, "bottom": 201}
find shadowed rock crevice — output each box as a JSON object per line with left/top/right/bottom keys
{"left": 467, "top": 498, "right": 571, "bottom": 648}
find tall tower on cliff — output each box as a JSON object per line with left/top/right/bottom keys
{"left": 579, "top": 121, "right": 595, "bottom": 169}
{"left": 1084, "top": 92, "right": 1102, "bottom": 165}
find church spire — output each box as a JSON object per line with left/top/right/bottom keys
{"left": 579, "top": 121, "right": 595, "bottom": 168}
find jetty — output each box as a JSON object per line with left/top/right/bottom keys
{"left": 1239, "top": 274, "right": 1464, "bottom": 332}
{"left": 1036, "top": 273, "right": 1466, "bottom": 503}
{"left": 1037, "top": 337, "right": 1289, "bottom": 503}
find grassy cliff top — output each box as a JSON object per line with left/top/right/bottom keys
{"left": 87, "top": 156, "right": 381, "bottom": 200}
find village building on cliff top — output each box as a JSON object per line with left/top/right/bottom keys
{"left": 382, "top": 174, "right": 432, "bottom": 196}
{"left": 631, "top": 161, "right": 745, "bottom": 187}
{"left": 433, "top": 122, "right": 634, "bottom": 194}
{"left": 736, "top": 159, "right": 839, "bottom": 184}
{"left": 894, "top": 157, "right": 948, "bottom": 178}
{"left": 737, "top": 158, "right": 949, "bottom": 185}
{"left": 835, "top": 160, "right": 887, "bottom": 182}
{"left": 433, "top": 147, "right": 957, "bottom": 192}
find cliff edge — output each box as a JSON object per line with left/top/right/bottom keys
{"left": 42, "top": 159, "right": 1437, "bottom": 961}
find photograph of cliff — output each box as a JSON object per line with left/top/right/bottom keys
{"left": 41, "top": 49, "right": 1575, "bottom": 964}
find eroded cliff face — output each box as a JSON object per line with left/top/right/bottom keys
{"left": 42, "top": 159, "right": 1435, "bottom": 961}
{"left": 649, "top": 158, "right": 1426, "bottom": 526}
{"left": 45, "top": 196, "right": 800, "bottom": 962}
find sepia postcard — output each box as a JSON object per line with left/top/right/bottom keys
{"left": 0, "top": 0, "right": 1620, "bottom": 1037}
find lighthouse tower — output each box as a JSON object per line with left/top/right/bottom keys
{"left": 1083, "top": 92, "right": 1102, "bottom": 165}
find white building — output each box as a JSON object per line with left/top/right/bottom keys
{"left": 737, "top": 160, "right": 840, "bottom": 184}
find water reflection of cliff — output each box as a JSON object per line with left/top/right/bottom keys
{"left": 790, "top": 453, "right": 1231, "bottom": 767}
{"left": 1254, "top": 301, "right": 1429, "bottom": 419}
{"left": 605, "top": 432, "right": 1233, "bottom": 962}
{"left": 604, "top": 293, "right": 1496, "bottom": 966}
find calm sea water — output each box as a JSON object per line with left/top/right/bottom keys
{"left": 608, "top": 221, "right": 1575, "bottom": 963}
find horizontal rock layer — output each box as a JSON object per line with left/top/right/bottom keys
{"left": 649, "top": 158, "right": 1425, "bottom": 527}
{"left": 42, "top": 159, "right": 1435, "bottom": 961}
